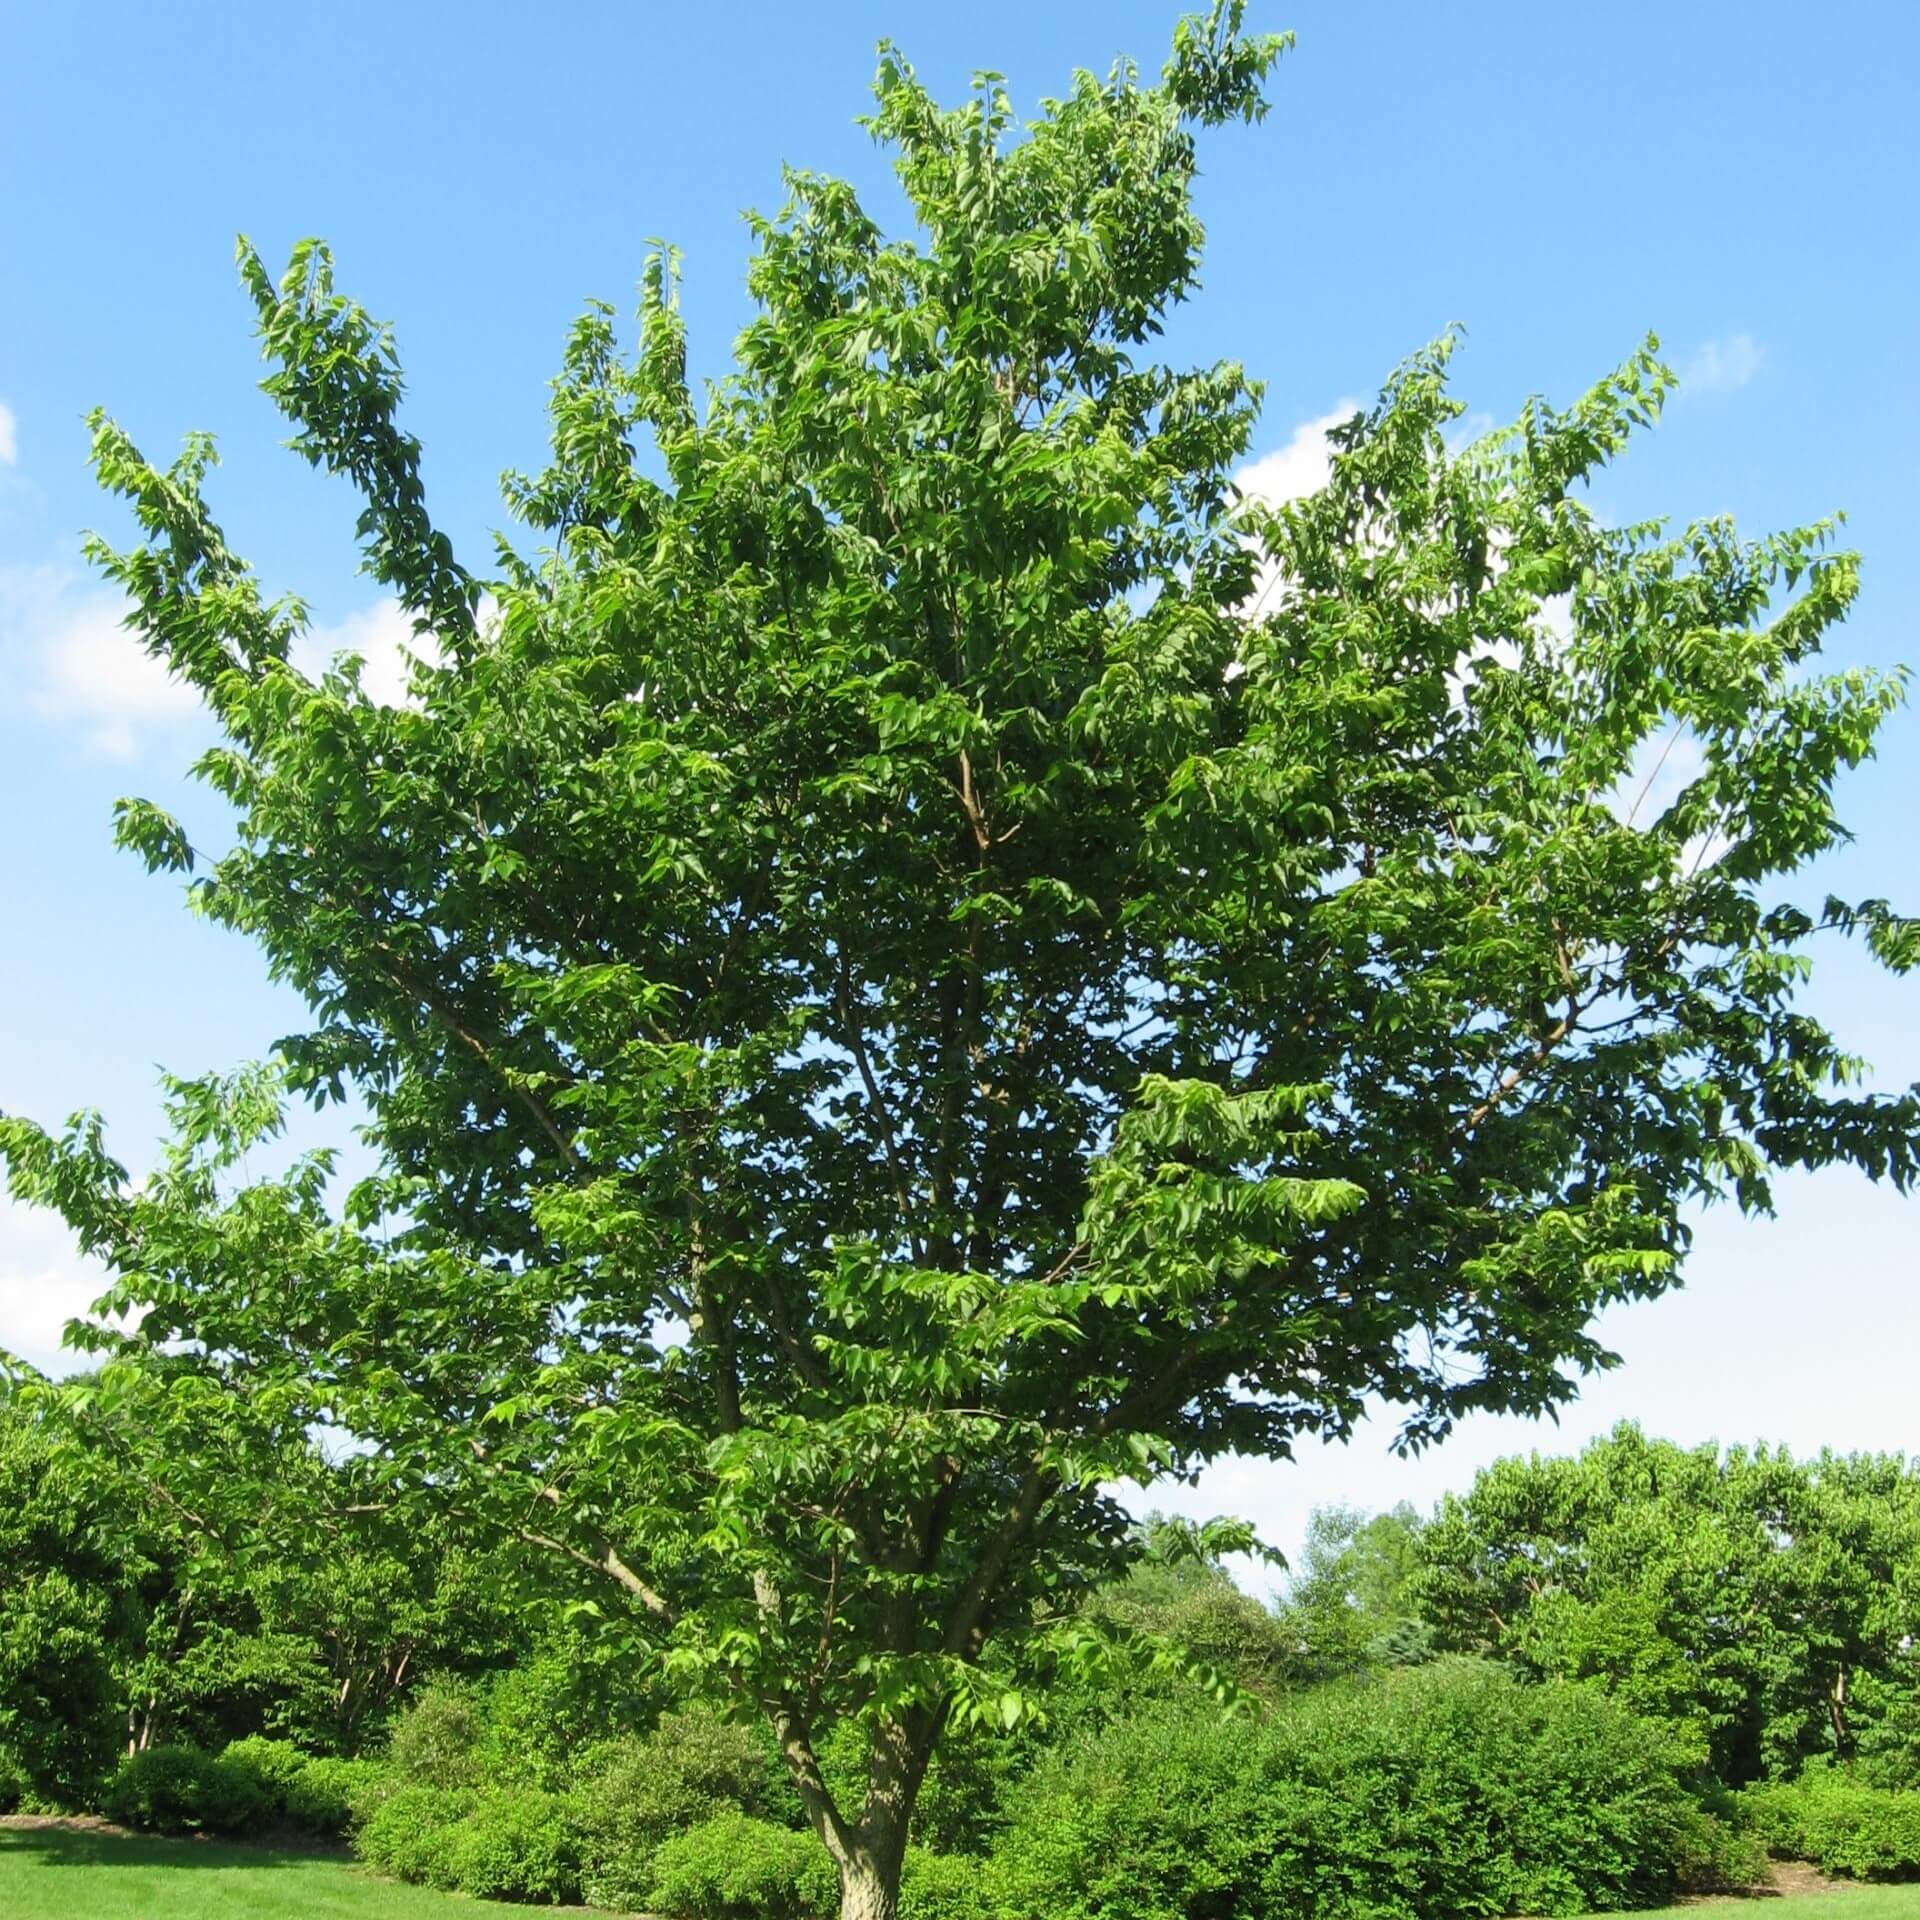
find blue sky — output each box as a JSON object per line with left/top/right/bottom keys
{"left": 2, "top": 1, "right": 1916, "bottom": 1571}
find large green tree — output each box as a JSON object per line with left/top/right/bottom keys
{"left": 5, "top": 7, "right": 1916, "bottom": 1913}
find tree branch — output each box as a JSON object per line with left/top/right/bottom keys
{"left": 835, "top": 957, "right": 925, "bottom": 1263}
{"left": 516, "top": 1528, "right": 676, "bottom": 1620}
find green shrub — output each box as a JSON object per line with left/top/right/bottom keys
{"left": 384, "top": 1678, "right": 489, "bottom": 1790}
{"left": 0, "top": 1749, "right": 25, "bottom": 1815}
{"left": 100, "top": 1742, "right": 274, "bottom": 1835}
{"left": 1740, "top": 1773, "right": 1920, "bottom": 1879}
{"left": 901, "top": 1847, "right": 996, "bottom": 1920}
{"left": 988, "top": 1702, "right": 1252, "bottom": 1920}
{"left": 221, "top": 1734, "right": 310, "bottom": 1810}
{"left": 481, "top": 1633, "right": 654, "bottom": 1792}
{"left": 356, "top": 1783, "right": 476, "bottom": 1888}
{"left": 445, "top": 1787, "right": 583, "bottom": 1904}
{"left": 575, "top": 1709, "right": 788, "bottom": 1910}
{"left": 991, "top": 1663, "right": 1758, "bottom": 1920}
{"left": 356, "top": 1781, "right": 582, "bottom": 1903}
{"left": 905, "top": 1727, "right": 1007, "bottom": 1856}
{"left": 649, "top": 1812, "right": 838, "bottom": 1920}
{"left": 286, "top": 1754, "right": 389, "bottom": 1835}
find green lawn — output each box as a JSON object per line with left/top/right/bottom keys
{"left": 0, "top": 1822, "right": 502, "bottom": 1917}
{"left": 1614, "top": 1898, "right": 1920, "bottom": 1920}
{"left": 6, "top": 1822, "right": 1920, "bottom": 1920}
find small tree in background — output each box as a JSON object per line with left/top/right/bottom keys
{"left": 1416, "top": 1425, "right": 1920, "bottom": 1785}
{"left": 4, "top": 6, "right": 1916, "bottom": 1913}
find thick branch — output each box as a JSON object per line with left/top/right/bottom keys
{"left": 369, "top": 942, "right": 578, "bottom": 1161}
{"left": 1458, "top": 996, "right": 1583, "bottom": 1136}
{"left": 516, "top": 1529, "right": 675, "bottom": 1620}
{"left": 941, "top": 1468, "right": 1054, "bottom": 1656}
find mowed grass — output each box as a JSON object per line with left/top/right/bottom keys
{"left": 0, "top": 1822, "right": 498, "bottom": 1917}
{"left": 1615, "top": 1897, "right": 1920, "bottom": 1920}
{"left": 5, "top": 1823, "right": 1920, "bottom": 1920}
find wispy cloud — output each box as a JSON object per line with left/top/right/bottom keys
{"left": 5, "top": 564, "right": 203, "bottom": 760}
{"left": 9, "top": 567, "right": 454, "bottom": 760}
{"left": 0, "top": 1194, "right": 114, "bottom": 1379}
{"left": 1683, "top": 333, "right": 1763, "bottom": 394}
{"left": 0, "top": 401, "right": 17, "bottom": 467}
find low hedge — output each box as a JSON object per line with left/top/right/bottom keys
{"left": 285, "top": 1753, "right": 391, "bottom": 1835}
{"left": 357, "top": 1782, "right": 582, "bottom": 1904}
{"left": 100, "top": 1743, "right": 274, "bottom": 1835}
{"left": 98, "top": 1737, "right": 390, "bottom": 1839}
{"left": 338, "top": 1664, "right": 1788, "bottom": 1918}
{"left": 1740, "top": 1773, "right": 1920, "bottom": 1880}
{"left": 989, "top": 1662, "right": 1764, "bottom": 1920}
{"left": 356, "top": 1783, "right": 478, "bottom": 1886}
{"left": 647, "top": 1812, "right": 838, "bottom": 1920}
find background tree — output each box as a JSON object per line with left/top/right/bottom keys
{"left": 4, "top": 4, "right": 1917, "bottom": 1914}
{"left": 1280, "top": 1503, "right": 1430, "bottom": 1677}
{"left": 1415, "top": 1426, "right": 1920, "bottom": 1784}
{"left": 0, "top": 1370, "right": 517, "bottom": 1801}
{"left": 0, "top": 1382, "right": 144, "bottom": 1804}
{"left": 1075, "top": 1515, "right": 1297, "bottom": 1701}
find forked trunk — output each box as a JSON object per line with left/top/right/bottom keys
{"left": 840, "top": 1853, "right": 901, "bottom": 1920}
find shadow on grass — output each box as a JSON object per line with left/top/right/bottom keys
{"left": 0, "top": 1822, "right": 325, "bottom": 1871}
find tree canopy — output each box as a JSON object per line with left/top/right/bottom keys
{"left": 4, "top": 5, "right": 1915, "bottom": 1914}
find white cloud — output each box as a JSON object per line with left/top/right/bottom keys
{"left": 0, "top": 1194, "right": 114, "bottom": 1379}
{"left": 0, "top": 401, "right": 17, "bottom": 467}
{"left": 5, "top": 564, "right": 204, "bottom": 760}
{"left": 8, "top": 565, "right": 459, "bottom": 759}
{"left": 293, "top": 597, "right": 440, "bottom": 707}
{"left": 1683, "top": 333, "right": 1763, "bottom": 393}
{"left": 1232, "top": 405, "right": 1361, "bottom": 627}
{"left": 1237, "top": 404, "right": 1357, "bottom": 512}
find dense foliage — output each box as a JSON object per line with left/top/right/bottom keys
{"left": 1740, "top": 1776, "right": 1920, "bottom": 1882}
{"left": 4, "top": 3, "right": 1915, "bottom": 1914}
{"left": 0, "top": 1381, "right": 523, "bottom": 1808}
{"left": 8, "top": 1424, "right": 1920, "bottom": 1910}
{"left": 1419, "top": 1425, "right": 1920, "bottom": 1785}
{"left": 284, "top": 1658, "right": 1776, "bottom": 1918}
{"left": 990, "top": 1664, "right": 1764, "bottom": 1920}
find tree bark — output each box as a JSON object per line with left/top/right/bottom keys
{"left": 839, "top": 1850, "right": 902, "bottom": 1920}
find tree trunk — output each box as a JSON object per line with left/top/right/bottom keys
{"left": 839, "top": 1852, "right": 901, "bottom": 1920}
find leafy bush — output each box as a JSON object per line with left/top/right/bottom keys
{"left": 0, "top": 1748, "right": 26, "bottom": 1815}
{"left": 356, "top": 1781, "right": 582, "bottom": 1903}
{"left": 285, "top": 1754, "right": 389, "bottom": 1835}
{"left": 989, "top": 1702, "right": 1254, "bottom": 1920}
{"left": 991, "top": 1663, "right": 1760, "bottom": 1920}
{"left": 901, "top": 1847, "right": 996, "bottom": 1920}
{"left": 384, "top": 1678, "right": 489, "bottom": 1790}
{"left": 100, "top": 1742, "right": 274, "bottom": 1835}
{"left": 1741, "top": 1773, "right": 1920, "bottom": 1879}
{"left": 356, "top": 1783, "right": 477, "bottom": 1887}
{"left": 481, "top": 1632, "right": 653, "bottom": 1792}
{"left": 648, "top": 1812, "right": 838, "bottom": 1920}
{"left": 575, "top": 1709, "right": 788, "bottom": 1909}
{"left": 220, "top": 1733, "right": 310, "bottom": 1807}
{"left": 0, "top": 1562, "right": 124, "bottom": 1809}
{"left": 901, "top": 1726, "right": 1007, "bottom": 1857}
{"left": 445, "top": 1787, "right": 583, "bottom": 1904}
